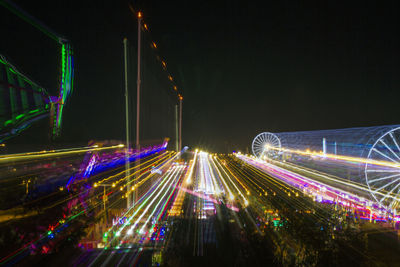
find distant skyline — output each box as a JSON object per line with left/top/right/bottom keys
{"left": 1, "top": 0, "right": 400, "bottom": 152}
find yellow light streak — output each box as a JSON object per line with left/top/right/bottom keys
{"left": 214, "top": 157, "right": 247, "bottom": 205}
{"left": 0, "top": 145, "right": 124, "bottom": 163}
{"left": 186, "top": 150, "right": 198, "bottom": 184}
{"left": 268, "top": 146, "right": 400, "bottom": 169}
{"left": 210, "top": 157, "right": 235, "bottom": 200}
{"left": 96, "top": 151, "right": 173, "bottom": 186}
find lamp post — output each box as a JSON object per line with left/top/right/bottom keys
{"left": 134, "top": 11, "right": 142, "bottom": 207}
{"left": 22, "top": 179, "right": 31, "bottom": 195}
{"left": 179, "top": 95, "right": 183, "bottom": 153}
{"left": 175, "top": 104, "right": 178, "bottom": 152}
{"left": 123, "top": 37, "right": 131, "bottom": 209}
{"left": 94, "top": 182, "right": 116, "bottom": 219}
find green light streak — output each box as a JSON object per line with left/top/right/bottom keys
{"left": 3, "top": 108, "right": 47, "bottom": 128}
{"left": 52, "top": 42, "right": 74, "bottom": 138}
{"left": 8, "top": 67, "right": 16, "bottom": 74}
{"left": 29, "top": 109, "right": 40, "bottom": 114}
{"left": 15, "top": 114, "right": 24, "bottom": 120}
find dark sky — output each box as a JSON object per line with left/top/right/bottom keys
{"left": 2, "top": 0, "right": 400, "bottom": 152}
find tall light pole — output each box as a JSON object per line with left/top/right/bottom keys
{"left": 135, "top": 11, "right": 142, "bottom": 206}
{"left": 175, "top": 104, "right": 179, "bottom": 152}
{"left": 123, "top": 38, "right": 131, "bottom": 209}
{"left": 179, "top": 95, "right": 183, "bottom": 153}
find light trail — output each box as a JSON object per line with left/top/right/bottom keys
{"left": 113, "top": 164, "right": 180, "bottom": 238}
{"left": 213, "top": 156, "right": 248, "bottom": 205}
{"left": 241, "top": 155, "right": 364, "bottom": 203}
{"left": 198, "top": 155, "right": 207, "bottom": 189}
{"left": 266, "top": 145, "right": 400, "bottom": 169}
{"left": 209, "top": 157, "right": 235, "bottom": 201}
{"left": 238, "top": 154, "right": 399, "bottom": 222}
{"left": 7, "top": 155, "right": 160, "bottom": 261}
{"left": 92, "top": 169, "right": 177, "bottom": 265}
{"left": 227, "top": 155, "right": 332, "bottom": 223}
{"left": 73, "top": 160, "right": 181, "bottom": 265}
{"left": 95, "top": 151, "right": 173, "bottom": 186}
{"left": 124, "top": 166, "right": 180, "bottom": 236}
{"left": 197, "top": 152, "right": 222, "bottom": 195}
{"left": 207, "top": 155, "right": 223, "bottom": 195}
{"left": 0, "top": 144, "right": 124, "bottom": 163}
{"left": 170, "top": 161, "right": 192, "bottom": 216}
{"left": 268, "top": 157, "right": 400, "bottom": 202}
{"left": 103, "top": 158, "right": 177, "bottom": 237}
{"left": 137, "top": 165, "right": 184, "bottom": 234}
{"left": 185, "top": 150, "right": 198, "bottom": 184}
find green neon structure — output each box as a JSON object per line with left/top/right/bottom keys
{"left": 0, "top": 0, "right": 74, "bottom": 141}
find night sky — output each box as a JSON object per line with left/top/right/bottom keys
{"left": 1, "top": 1, "right": 400, "bottom": 152}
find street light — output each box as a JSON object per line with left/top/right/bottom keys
{"left": 22, "top": 179, "right": 31, "bottom": 195}
{"left": 94, "top": 183, "right": 114, "bottom": 213}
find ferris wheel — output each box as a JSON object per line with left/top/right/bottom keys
{"left": 365, "top": 127, "right": 400, "bottom": 209}
{"left": 252, "top": 132, "right": 281, "bottom": 158}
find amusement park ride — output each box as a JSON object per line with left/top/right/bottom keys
{"left": 0, "top": 0, "right": 74, "bottom": 143}
{"left": 252, "top": 125, "right": 400, "bottom": 213}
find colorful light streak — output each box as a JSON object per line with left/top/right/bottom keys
{"left": 268, "top": 157, "right": 400, "bottom": 204}
{"left": 238, "top": 154, "right": 399, "bottom": 222}
{"left": 101, "top": 155, "right": 180, "bottom": 239}
{"left": 89, "top": 145, "right": 169, "bottom": 185}
{"left": 213, "top": 156, "right": 248, "bottom": 206}
{"left": 96, "top": 163, "right": 181, "bottom": 256}
{"left": 209, "top": 157, "right": 235, "bottom": 201}
{"left": 95, "top": 149, "right": 171, "bottom": 187}
{"left": 185, "top": 150, "right": 198, "bottom": 184}
{"left": 0, "top": 144, "right": 172, "bottom": 265}
{"left": 125, "top": 166, "right": 181, "bottom": 236}
{"left": 170, "top": 163, "right": 190, "bottom": 216}
{"left": 136, "top": 166, "right": 184, "bottom": 235}
{"left": 0, "top": 210, "right": 84, "bottom": 265}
